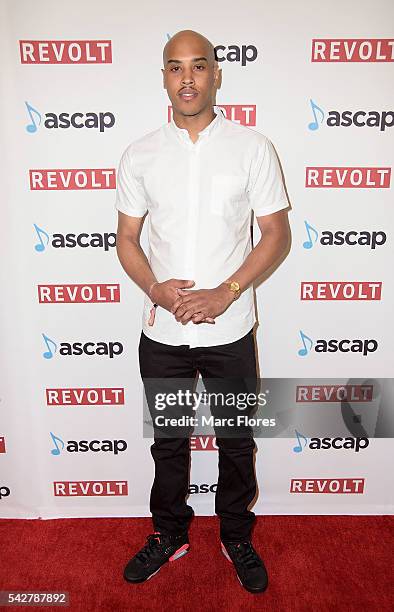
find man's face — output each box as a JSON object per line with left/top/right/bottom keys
{"left": 162, "top": 37, "right": 219, "bottom": 117}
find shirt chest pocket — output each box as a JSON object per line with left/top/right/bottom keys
{"left": 210, "top": 175, "right": 247, "bottom": 217}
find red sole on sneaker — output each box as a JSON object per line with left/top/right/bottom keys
{"left": 169, "top": 544, "right": 190, "bottom": 562}
{"left": 124, "top": 545, "right": 190, "bottom": 584}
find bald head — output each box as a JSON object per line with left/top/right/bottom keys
{"left": 163, "top": 30, "right": 216, "bottom": 66}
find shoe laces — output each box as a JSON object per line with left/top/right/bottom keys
{"left": 135, "top": 532, "right": 168, "bottom": 564}
{"left": 228, "top": 541, "right": 262, "bottom": 569}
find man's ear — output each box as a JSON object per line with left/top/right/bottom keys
{"left": 214, "top": 64, "right": 221, "bottom": 89}
{"left": 161, "top": 67, "right": 166, "bottom": 88}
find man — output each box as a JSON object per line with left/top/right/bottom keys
{"left": 115, "top": 29, "right": 290, "bottom": 593}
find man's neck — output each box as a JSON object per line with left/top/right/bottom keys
{"left": 172, "top": 105, "right": 216, "bottom": 143}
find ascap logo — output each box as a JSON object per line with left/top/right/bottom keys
{"left": 29, "top": 169, "right": 116, "bottom": 190}
{"left": 293, "top": 431, "right": 369, "bottom": 453}
{"left": 50, "top": 432, "right": 127, "bottom": 456}
{"left": 46, "top": 387, "right": 124, "bottom": 406}
{"left": 302, "top": 221, "right": 386, "bottom": 250}
{"left": 168, "top": 104, "right": 256, "bottom": 126}
{"left": 188, "top": 483, "right": 218, "bottom": 494}
{"left": 290, "top": 478, "right": 365, "bottom": 493}
{"left": 42, "top": 334, "right": 123, "bottom": 360}
{"left": 308, "top": 99, "right": 394, "bottom": 131}
{"left": 25, "top": 101, "right": 115, "bottom": 134}
{"left": 296, "top": 385, "right": 373, "bottom": 402}
{"left": 0, "top": 486, "right": 11, "bottom": 500}
{"left": 300, "top": 282, "right": 382, "bottom": 301}
{"left": 34, "top": 226, "right": 116, "bottom": 252}
{"left": 38, "top": 284, "right": 120, "bottom": 303}
{"left": 298, "top": 331, "right": 378, "bottom": 357}
{"left": 214, "top": 44, "right": 258, "bottom": 65}
{"left": 20, "top": 40, "right": 112, "bottom": 64}
{"left": 54, "top": 481, "right": 128, "bottom": 496}
{"left": 305, "top": 167, "right": 391, "bottom": 188}
{"left": 311, "top": 39, "right": 394, "bottom": 62}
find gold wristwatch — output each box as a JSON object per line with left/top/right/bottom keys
{"left": 224, "top": 280, "right": 241, "bottom": 301}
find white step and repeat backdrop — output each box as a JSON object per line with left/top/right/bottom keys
{"left": 1, "top": 0, "right": 393, "bottom": 518}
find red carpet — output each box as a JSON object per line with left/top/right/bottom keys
{"left": 0, "top": 516, "right": 393, "bottom": 611}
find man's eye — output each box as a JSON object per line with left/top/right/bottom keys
{"left": 194, "top": 65, "right": 205, "bottom": 70}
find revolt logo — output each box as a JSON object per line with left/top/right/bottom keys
{"left": 311, "top": 39, "right": 394, "bottom": 62}
{"left": 29, "top": 169, "right": 116, "bottom": 190}
{"left": 302, "top": 221, "right": 386, "bottom": 251}
{"left": 19, "top": 40, "right": 112, "bottom": 64}
{"left": 300, "top": 281, "right": 382, "bottom": 300}
{"left": 298, "top": 331, "right": 378, "bottom": 357}
{"left": 190, "top": 435, "right": 218, "bottom": 451}
{"left": 307, "top": 99, "right": 394, "bottom": 131}
{"left": 168, "top": 104, "right": 256, "bottom": 126}
{"left": 41, "top": 333, "right": 123, "bottom": 360}
{"left": 33, "top": 225, "right": 116, "bottom": 252}
{"left": 38, "top": 284, "right": 120, "bottom": 303}
{"left": 50, "top": 432, "right": 127, "bottom": 456}
{"left": 46, "top": 387, "right": 124, "bottom": 406}
{"left": 305, "top": 167, "right": 391, "bottom": 188}
{"left": 293, "top": 431, "right": 369, "bottom": 453}
{"left": 290, "top": 478, "right": 365, "bottom": 494}
{"left": 25, "top": 101, "right": 115, "bottom": 133}
{"left": 296, "top": 384, "right": 373, "bottom": 402}
{"left": 54, "top": 481, "right": 128, "bottom": 496}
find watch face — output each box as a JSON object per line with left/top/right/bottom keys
{"left": 230, "top": 282, "right": 240, "bottom": 291}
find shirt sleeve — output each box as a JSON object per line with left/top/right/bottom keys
{"left": 247, "top": 137, "right": 289, "bottom": 217}
{"left": 114, "top": 146, "right": 148, "bottom": 217}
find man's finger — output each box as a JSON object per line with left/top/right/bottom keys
{"left": 180, "top": 309, "right": 196, "bottom": 324}
{"left": 170, "top": 297, "right": 183, "bottom": 313}
{"left": 175, "top": 292, "right": 195, "bottom": 304}
{"left": 174, "top": 306, "right": 188, "bottom": 321}
{"left": 174, "top": 299, "right": 202, "bottom": 316}
{"left": 174, "top": 279, "right": 195, "bottom": 289}
{"left": 176, "top": 288, "right": 198, "bottom": 296}
{"left": 192, "top": 314, "right": 215, "bottom": 324}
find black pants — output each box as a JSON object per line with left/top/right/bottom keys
{"left": 138, "top": 327, "right": 258, "bottom": 543}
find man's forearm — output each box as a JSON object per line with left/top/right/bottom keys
{"left": 224, "top": 227, "right": 288, "bottom": 291}
{"left": 116, "top": 235, "right": 157, "bottom": 297}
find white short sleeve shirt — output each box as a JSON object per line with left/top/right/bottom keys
{"left": 115, "top": 105, "right": 289, "bottom": 348}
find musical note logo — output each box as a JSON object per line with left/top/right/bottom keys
{"left": 25, "top": 101, "right": 42, "bottom": 133}
{"left": 42, "top": 333, "right": 57, "bottom": 359}
{"left": 293, "top": 429, "right": 308, "bottom": 453}
{"left": 34, "top": 223, "right": 50, "bottom": 252}
{"left": 298, "top": 330, "right": 313, "bottom": 356}
{"left": 50, "top": 432, "right": 65, "bottom": 456}
{"left": 303, "top": 220, "right": 319, "bottom": 249}
{"left": 308, "top": 99, "right": 325, "bottom": 131}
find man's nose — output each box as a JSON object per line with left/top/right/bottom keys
{"left": 181, "top": 68, "right": 194, "bottom": 85}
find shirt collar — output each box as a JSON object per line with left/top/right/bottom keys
{"left": 169, "top": 104, "right": 224, "bottom": 144}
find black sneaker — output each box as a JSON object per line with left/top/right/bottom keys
{"left": 124, "top": 531, "right": 189, "bottom": 583}
{"left": 221, "top": 540, "right": 268, "bottom": 593}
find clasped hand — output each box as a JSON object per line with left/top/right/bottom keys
{"left": 150, "top": 279, "right": 234, "bottom": 325}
